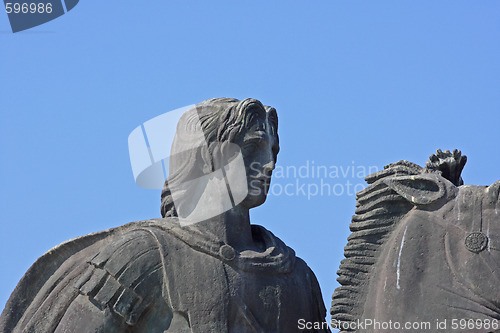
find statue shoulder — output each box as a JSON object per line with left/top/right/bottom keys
{"left": 1, "top": 219, "right": 175, "bottom": 333}
{"left": 295, "top": 257, "right": 328, "bottom": 326}
{"left": 76, "top": 226, "right": 169, "bottom": 325}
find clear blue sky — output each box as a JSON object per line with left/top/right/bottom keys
{"left": 1, "top": 1, "right": 500, "bottom": 326}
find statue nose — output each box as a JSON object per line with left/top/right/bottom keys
{"left": 263, "top": 160, "right": 275, "bottom": 175}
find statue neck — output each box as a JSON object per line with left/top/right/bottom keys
{"left": 195, "top": 207, "right": 257, "bottom": 252}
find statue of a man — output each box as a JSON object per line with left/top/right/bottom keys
{"left": 0, "top": 98, "right": 329, "bottom": 332}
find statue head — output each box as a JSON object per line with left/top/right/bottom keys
{"left": 160, "top": 98, "right": 279, "bottom": 222}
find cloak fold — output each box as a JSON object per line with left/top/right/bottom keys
{"left": 1, "top": 219, "right": 328, "bottom": 333}
{"left": 0, "top": 221, "right": 148, "bottom": 333}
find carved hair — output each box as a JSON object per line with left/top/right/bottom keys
{"left": 331, "top": 161, "right": 422, "bottom": 329}
{"left": 332, "top": 151, "right": 467, "bottom": 331}
{"left": 160, "top": 98, "right": 278, "bottom": 218}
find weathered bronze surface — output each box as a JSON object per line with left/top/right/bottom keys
{"left": 332, "top": 149, "right": 500, "bottom": 332}
{"left": 1, "top": 98, "right": 329, "bottom": 333}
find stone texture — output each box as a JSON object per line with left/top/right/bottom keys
{"left": 332, "top": 149, "right": 500, "bottom": 333}
{"left": 1, "top": 98, "right": 329, "bottom": 333}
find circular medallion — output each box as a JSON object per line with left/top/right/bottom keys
{"left": 219, "top": 244, "right": 236, "bottom": 261}
{"left": 465, "top": 232, "right": 488, "bottom": 253}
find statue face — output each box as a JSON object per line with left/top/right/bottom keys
{"left": 238, "top": 120, "right": 279, "bottom": 209}
{"left": 160, "top": 99, "right": 279, "bottom": 222}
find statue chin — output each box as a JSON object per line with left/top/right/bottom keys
{"left": 241, "top": 187, "right": 269, "bottom": 209}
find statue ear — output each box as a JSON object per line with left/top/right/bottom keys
{"left": 383, "top": 175, "right": 447, "bottom": 205}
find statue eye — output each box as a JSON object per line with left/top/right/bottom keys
{"left": 243, "top": 142, "right": 259, "bottom": 153}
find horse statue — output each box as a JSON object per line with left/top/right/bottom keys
{"left": 331, "top": 150, "right": 500, "bottom": 333}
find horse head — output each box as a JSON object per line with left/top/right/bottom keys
{"left": 332, "top": 150, "right": 500, "bottom": 332}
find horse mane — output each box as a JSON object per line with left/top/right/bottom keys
{"left": 331, "top": 160, "right": 424, "bottom": 330}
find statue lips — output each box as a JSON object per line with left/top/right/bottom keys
{"left": 249, "top": 175, "right": 271, "bottom": 191}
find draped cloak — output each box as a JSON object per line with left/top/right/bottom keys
{"left": 0, "top": 218, "right": 328, "bottom": 332}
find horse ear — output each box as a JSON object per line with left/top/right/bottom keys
{"left": 487, "top": 180, "right": 500, "bottom": 203}
{"left": 383, "top": 175, "right": 448, "bottom": 205}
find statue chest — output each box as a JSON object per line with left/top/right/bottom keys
{"left": 224, "top": 262, "right": 315, "bottom": 332}
{"left": 157, "top": 232, "right": 319, "bottom": 332}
